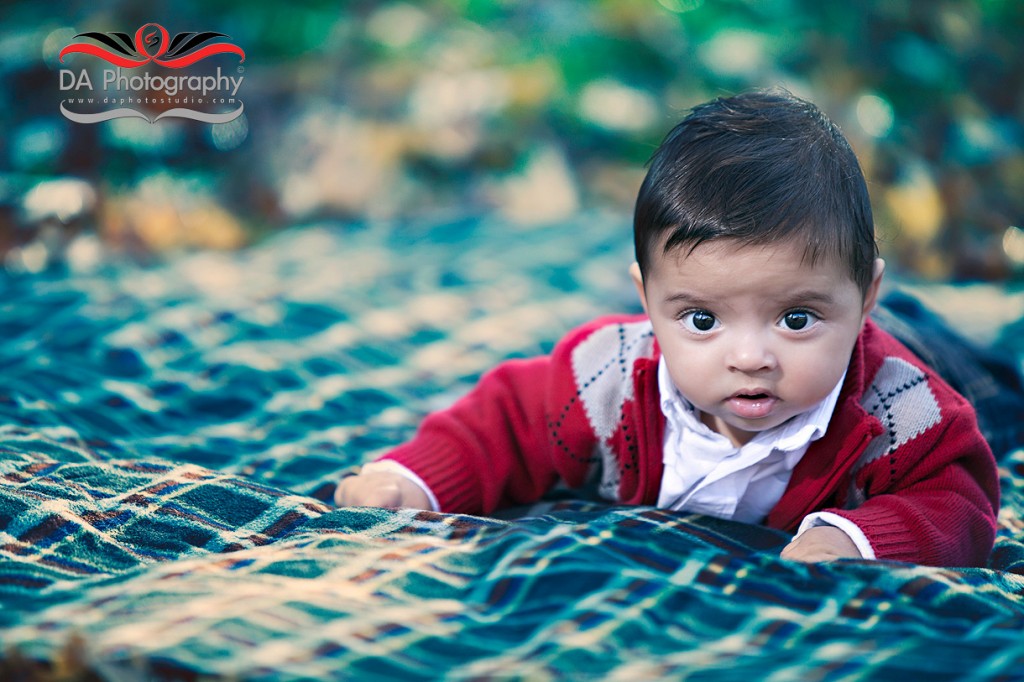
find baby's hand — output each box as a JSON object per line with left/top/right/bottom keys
{"left": 780, "top": 526, "right": 863, "bottom": 562}
{"left": 334, "top": 470, "right": 432, "bottom": 510}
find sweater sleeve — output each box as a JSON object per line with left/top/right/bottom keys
{"left": 825, "top": 404, "right": 1000, "bottom": 567}
{"left": 377, "top": 321, "right": 610, "bottom": 515}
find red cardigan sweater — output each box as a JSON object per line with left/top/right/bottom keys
{"left": 382, "top": 315, "right": 1000, "bottom": 567}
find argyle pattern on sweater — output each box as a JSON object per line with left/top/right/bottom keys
{"left": 847, "top": 357, "right": 943, "bottom": 506}
{"left": 570, "top": 320, "right": 655, "bottom": 500}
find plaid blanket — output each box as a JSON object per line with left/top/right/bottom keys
{"left": 1, "top": 214, "right": 1023, "bottom": 680}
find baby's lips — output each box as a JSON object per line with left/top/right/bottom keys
{"left": 726, "top": 394, "right": 778, "bottom": 419}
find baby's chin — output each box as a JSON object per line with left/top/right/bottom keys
{"left": 711, "top": 410, "right": 807, "bottom": 444}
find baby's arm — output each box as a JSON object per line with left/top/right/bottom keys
{"left": 334, "top": 469, "right": 432, "bottom": 509}
{"left": 335, "top": 317, "right": 639, "bottom": 515}
{"left": 793, "top": 408, "right": 998, "bottom": 567}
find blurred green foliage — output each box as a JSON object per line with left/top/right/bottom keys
{"left": 1, "top": 0, "right": 1022, "bottom": 280}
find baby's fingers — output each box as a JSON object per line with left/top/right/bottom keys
{"left": 780, "top": 526, "right": 862, "bottom": 563}
{"left": 334, "top": 475, "right": 402, "bottom": 508}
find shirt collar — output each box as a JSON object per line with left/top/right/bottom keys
{"left": 657, "top": 355, "right": 845, "bottom": 453}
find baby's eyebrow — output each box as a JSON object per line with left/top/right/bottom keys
{"left": 785, "top": 290, "right": 837, "bottom": 306}
{"left": 662, "top": 292, "right": 715, "bottom": 307}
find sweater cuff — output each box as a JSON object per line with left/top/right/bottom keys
{"left": 379, "top": 437, "right": 483, "bottom": 514}
{"left": 826, "top": 505, "right": 924, "bottom": 563}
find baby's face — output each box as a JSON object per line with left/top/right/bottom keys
{"left": 633, "top": 238, "right": 880, "bottom": 447}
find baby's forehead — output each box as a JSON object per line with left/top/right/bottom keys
{"left": 647, "top": 238, "right": 867, "bottom": 310}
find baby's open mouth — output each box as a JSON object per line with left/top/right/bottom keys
{"left": 726, "top": 391, "right": 778, "bottom": 419}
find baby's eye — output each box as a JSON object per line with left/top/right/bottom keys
{"left": 780, "top": 310, "right": 819, "bottom": 331}
{"left": 681, "top": 310, "right": 719, "bottom": 333}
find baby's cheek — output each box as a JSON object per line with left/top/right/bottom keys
{"left": 784, "top": 356, "right": 845, "bottom": 405}
{"left": 802, "top": 360, "right": 843, "bottom": 403}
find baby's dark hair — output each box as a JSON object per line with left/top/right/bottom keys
{"left": 634, "top": 89, "right": 878, "bottom": 295}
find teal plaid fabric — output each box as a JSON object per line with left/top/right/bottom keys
{"left": 1, "top": 215, "right": 1023, "bottom": 680}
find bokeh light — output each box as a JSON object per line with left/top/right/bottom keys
{"left": 856, "top": 93, "right": 895, "bottom": 139}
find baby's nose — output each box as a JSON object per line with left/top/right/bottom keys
{"left": 726, "top": 333, "right": 778, "bottom": 373}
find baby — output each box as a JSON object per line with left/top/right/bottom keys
{"left": 336, "top": 90, "right": 999, "bottom": 567}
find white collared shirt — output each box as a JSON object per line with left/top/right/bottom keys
{"left": 656, "top": 357, "right": 874, "bottom": 558}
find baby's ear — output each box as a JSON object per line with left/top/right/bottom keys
{"left": 862, "top": 258, "right": 886, "bottom": 317}
{"left": 629, "top": 262, "right": 649, "bottom": 315}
